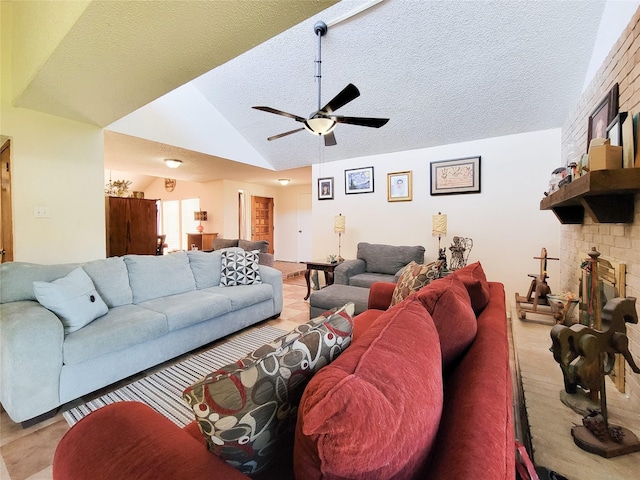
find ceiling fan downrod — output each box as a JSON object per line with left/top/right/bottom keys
{"left": 314, "top": 21, "right": 328, "bottom": 112}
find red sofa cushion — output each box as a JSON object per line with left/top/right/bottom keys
{"left": 294, "top": 298, "right": 443, "bottom": 480}
{"left": 447, "top": 261, "right": 491, "bottom": 314}
{"left": 415, "top": 276, "right": 478, "bottom": 367}
{"left": 53, "top": 402, "right": 247, "bottom": 480}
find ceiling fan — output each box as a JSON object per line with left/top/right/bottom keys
{"left": 252, "top": 21, "right": 389, "bottom": 147}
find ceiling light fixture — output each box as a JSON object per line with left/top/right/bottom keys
{"left": 278, "top": 179, "right": 291, "bottom": 186}
{"left": 164, "top": 159, "right": 182, "bottom": 169}
{"left": 303, "top": 117, "right": 337, "bottom": 136}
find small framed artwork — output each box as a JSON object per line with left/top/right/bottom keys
{"left": 318, "top": 177, "right": 334, "bottom": 200}
{"left": 587, "top": 83, "right": 619, "bottom": 152}
{"left": 430, "top": 156, "right": 481, "bottom": 196}
{"left": 387, "top": 171, "right": 412, "bottom": 202}
{"left": 345, "top": 166, "right": 374, "bottom": 194}
{"left": 606, "top": 112, "right": 627, "bottom": 147}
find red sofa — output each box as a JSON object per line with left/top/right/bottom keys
{"left": 53, "top": 263, "right": 514, "bottom": 480}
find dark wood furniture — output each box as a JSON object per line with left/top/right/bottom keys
{"left": 540, "top": 169, "right": 640, "bottom": 224}
{"left": 106, "top": 197, "right": 158, "bottom": 257}
{"left": 304, "top": 260, "right": 340, "bottom": 300}
{"left": 187, "top": 233, "right": 218, "bottom": 251}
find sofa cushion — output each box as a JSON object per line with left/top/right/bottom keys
{"left": 183, "top": 303, "right": 355, "bottom": 476}
{"left": 349, "top": 272, "right": 396, "bottom": 288}
{"left": 124, "top": 252, "right": 196, "bottom": 303}
{"left": 33, "top": 267, "right": 108, "bottom": 334}
{"left": 238, "top": 239, "right": 269, "bottom": 254}
{"left": 415, "top": 276, "right": 478, "bottom": 367}
{"left": 137, "top": 290, "right": 232, "bottom": 331}
{"left": 1, "top": 262, "right": 77, "bottom": 303}
{"left": 295, "top": 298, "right": 443, "bottom": 480}
{"left": 187, "top": 250, "right": 223, "bottom": 289}
{"left": 220, "top": 250, "right": 262, "bottom": 286}
{"left": 204, "top": 283, "right": 273, "bottom": 311}
{"left": 357, "top": 242, "right": 425, "bottom": 275}
{"left": 390, "top": 260, "right": 443, "bottom": 306}
{"left": 82, "top": 257, "right": 133, "bottom": 307}
{"left": 212, "top": 238, "right": 239, "bottom": 250}
{"left": 63, "top": 304, "right": 168, "bottom": 365}
{"left": 448, "top": 261, "right": 491, "bottom": 314}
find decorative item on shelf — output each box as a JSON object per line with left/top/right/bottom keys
{"left": 431, "top": 212, "right": 447, "bottom": 270}
{"left": 194, "top": 211, "right": 208, "bottom": 233}
{"left": 104, "top": 178, "right": 132, "bottom": 197}
{"left": 448, "top": 236, "right": 473, "bottom": 270}
{"left": 334, "top": 214, "right": 345, "bottom": 262}
{"left": 546, "top": 167, "right": 567, "bottom": 195}
{"left": 164, "top": 178, "right": 176, "bottom": 192}
{"left": 132, "top": 191, "right": 144, "bottom": 199}
{"left": 550, "top": 296, "right": 640, "bottom": 458}
{"left": 514, "top": 247, "right": 559, "bottom": 324}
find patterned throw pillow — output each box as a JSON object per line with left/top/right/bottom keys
{"left": 390, "top": 260, "right": 443, "bottom": 306}
{"left": 182, "top": 303, "right": 355, "bottom": 475}
{"left": 220, "top": 250, "right": 262, "bottom": 286}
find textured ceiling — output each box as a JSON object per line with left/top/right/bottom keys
{"left": 10, "top": 0, "right": 607, "bottom": 186}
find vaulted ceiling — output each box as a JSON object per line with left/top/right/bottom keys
{"left": 9, "top": 0, "right": 610, "bottom": 186}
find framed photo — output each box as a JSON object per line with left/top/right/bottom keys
{"left": 606, "top": 112, "right": 627, "bottom": 147}
{"left": 345, "top": 166, "right": 374, "bottom": 194}
{"left": 318, "top": 177, "right": 334, "bottom": 200}
{"left": 387, "top": 171, "right": 412, "bottom": 202}
{"left": 430, "top": 156, "right": 481, "bottom": 196}
{"left": 587, "top": 83, "right": 618, "bottom": 152}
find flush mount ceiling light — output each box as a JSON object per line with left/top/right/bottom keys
{"left": 278, "top": 179, "right": 291, "bottom": 186}
{"left": 164, "top": 159, "right": 182, "bottom": 169}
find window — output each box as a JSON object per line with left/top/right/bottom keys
{"left": 158, "top": 198, "right": 200, "bottom": 250}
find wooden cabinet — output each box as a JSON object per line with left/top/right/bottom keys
{"left": 540, "top": 169, "right": 640, "bottom": 224}
{"left": 106, "top": 197, "right": 158, "bottom": 256}
{"left": 187, "top": 233, "right": 218, "bottom": 251}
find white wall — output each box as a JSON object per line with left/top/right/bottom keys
{"left": 312, "top": 129, "right": 563, "bottom": 301}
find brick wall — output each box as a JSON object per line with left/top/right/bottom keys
{"left": 560, "top": 7, "right": 640, "bottom": 402}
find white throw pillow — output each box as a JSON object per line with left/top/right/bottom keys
{"left": 220, "top": 250, "right": 262, "bottom": 286}
{"left": 33, "top": 267, "right": 108, "bottom": 333}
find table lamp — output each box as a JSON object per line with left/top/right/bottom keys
{"left": 432, "top": 212, "right": 447, "bottom": 269}
{"left": 334, "top": 214, "right": 346, "bottom": 262}
{"left": 194, "top": 211, "right": 208, "bottom": 233}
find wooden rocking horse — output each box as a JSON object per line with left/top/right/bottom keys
{"left": 515, "top": 247, "right": 559, "bottom": 323}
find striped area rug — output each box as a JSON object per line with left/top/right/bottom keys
{"left": 62, "top": 325, "right": 287, "bottom": 428}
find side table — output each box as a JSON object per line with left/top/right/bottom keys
{"left": 304, "top": 260, "right": 341, "bottom": 300}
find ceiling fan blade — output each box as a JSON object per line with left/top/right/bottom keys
{"left": 324, "top": 131, "right": 337, "bottom": 147}
{"left": 253, "top": 106, "right": 306, "bottom": 123}
{"left": 267, "top": 128, "right": 305, "bottom": 141}
{"left": 319, "top": 83, "right": 360, "bottom": 114}
{"left": 331, "top": 116, "right": 389, "bottom": 128}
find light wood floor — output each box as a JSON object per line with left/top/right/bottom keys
{"left": 3, "top": 275, "right": 640, "bottom": 480}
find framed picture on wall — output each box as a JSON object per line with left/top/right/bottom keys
{"left": 606, "top": 112, "right": 627, "bottom": 147}
{"left": 345, "top": 166, "right": 374, "bottom": 194}
{"left": 430, "top": 156, "right": 481, "bottom": 195}
{"left": 587, "top": 83, "right": 619, "bottom": 152}
{"left": 318, "top": 177, "right": 334, "bottom": 200}
{"left": 387, "top": 171, "right": 412, "bottom": 201}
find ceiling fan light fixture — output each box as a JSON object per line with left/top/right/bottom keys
{"left": 164, "top": 158, "right": 182, "bottom": 169}
{"left": 303, "top": 117, "right": 337, "bottom": 136}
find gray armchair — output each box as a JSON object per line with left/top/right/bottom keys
{"left": 334, "top": 242, "right": 425, "bottom": 288}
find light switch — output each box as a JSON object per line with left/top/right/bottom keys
{"left": 34, "top": 206, "right": 50, "bottom": 218}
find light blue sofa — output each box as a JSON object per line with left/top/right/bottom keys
{"left": 0, "top": 250, "right": 283, "bottom": 425}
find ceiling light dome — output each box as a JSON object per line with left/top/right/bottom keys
{"left": 278, "top": 179, "right": 291, "bottom": 186}
{"left": 303, "top": 117, "right": 337, "bottom": 136}
{"left": 164, "top": 159, "right": 182, "bottom": 168}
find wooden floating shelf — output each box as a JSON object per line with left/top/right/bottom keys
{"left": 540, "top": 169, "right": 640, "bottom": 224}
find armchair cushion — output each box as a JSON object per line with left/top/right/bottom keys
{"left": 358, "top": 242, "right": 425, "bottom": 275}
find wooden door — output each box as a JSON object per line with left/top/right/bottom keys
{"left": 251, "top": 196, "right": 274, "bottom": 254}
{"left": 1, "top": 140, "right": 14, "bottom": 263}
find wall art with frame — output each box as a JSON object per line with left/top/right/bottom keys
{"left": 387, "top": 171, "right": 412, "bottom": 202}
{"left": 318, "top": 177, "right": 334, "bottom": 200}
{"left": 430, "top": 156, "right": 481, "bottom": 196}
{"left": 587, "top": 83, "right": 618, "bottom": 152}
{"left": 345, "top": 166, "right": 374, "bottom": 194}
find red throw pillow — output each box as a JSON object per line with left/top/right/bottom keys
{"left": 447, "top": 261, "right": 490, "bottom": 314}
{"left": 294, "top": 298, "right": 443, "bottom": 480}
{"left": 415, "top": 276, "right": 478, "bottom": 367}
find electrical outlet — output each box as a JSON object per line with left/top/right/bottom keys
{"left": 34, "top": 206, "right": 50, "bottom": 218}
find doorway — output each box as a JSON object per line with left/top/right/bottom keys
{"left": 1, "top": 139, "right": 14, "bottom": 263}
{"left": 251, "top": 196, "right": 274, "bottom": 254}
